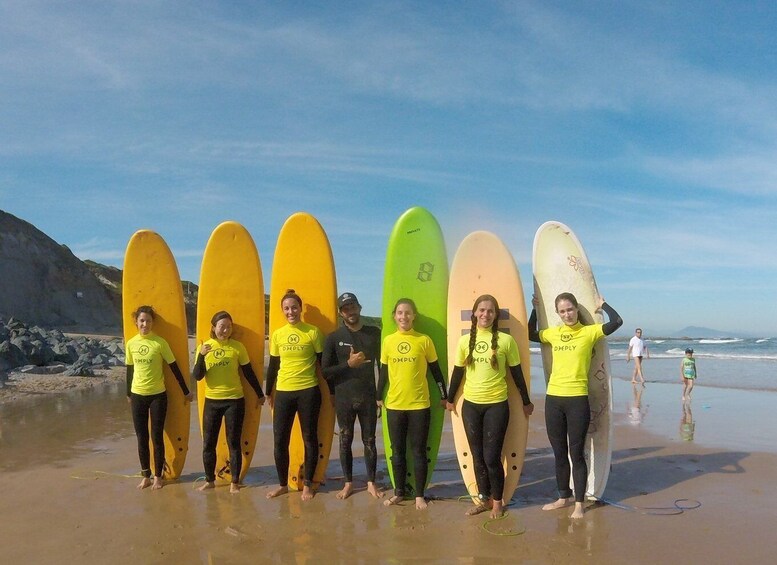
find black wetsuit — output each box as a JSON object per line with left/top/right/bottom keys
{"left": 126, "top": 361, "right": 189, "bottom": 478}
{"left": 321, "top": 324, "right": 381, "bottom": 483}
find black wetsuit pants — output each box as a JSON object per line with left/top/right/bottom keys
{"left": 462, "top": 399, "right": 510, "bottom": 501}
{"left": 273, "top": 385, "right": 321, "bottom": 487}
{"left": 545, "top": 394, "right": 590, "bottom": 502}
{"left": 386, "top": 407, "right": 430, "bottom": 498}
{"left": 131, "top": 391, "right": 168, "bottom": 478}
{"left": 202, "top": 397, "right": 245, "bottom": 484}
{"left": 335, "top": 395, "right": 378, "bottom": 482}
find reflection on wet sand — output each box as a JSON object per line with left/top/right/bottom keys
{"left": 0, "top": 382, "right": 132, "bottom": 471}
{"left": 680, "top": 401, "right": 695, "bottom": 442}
{"left": 627, "top": 383, "right": 648, "bottom": 425}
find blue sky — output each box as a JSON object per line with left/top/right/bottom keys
{"left": 2, "top": 1, "right": 776, "bottom": 336}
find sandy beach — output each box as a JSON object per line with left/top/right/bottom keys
{"left": 1, "top": 359, "right": 775, "bottom": 564}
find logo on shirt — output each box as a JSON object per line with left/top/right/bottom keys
{"left": 214, "top": 349, "right": 226, "bottom": 359}
{"left": 288, "top": 334, "right": 300, "bottom": 345}
{"left": 397, "top": 342, "right": 411, "bottom": 354}
{"left": 417, "top": 262, "right": 434, "bottom": 282}
{"left": 561, "top": 333, "right": 572, "bottom": 343}
{"left": 338, "top": 341, "right": 353, "bottom": 347}
{"left": 138, "top": 345, "right": 150, "bottom": 356}
{"left": 475, "top": 341, "right": 489, "bottom": 354}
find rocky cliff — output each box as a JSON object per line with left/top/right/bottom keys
{"left": 0, "top": 210, "right": 121, "bottom": 332}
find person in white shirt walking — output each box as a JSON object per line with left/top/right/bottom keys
{"left": 627, "top": 328, "right": 649, "bottom": 385}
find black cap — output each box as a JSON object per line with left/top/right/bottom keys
{"left": 685, "top": 348, "right": 694, "bottom": 354}
{"left": 338, "top": 292, "right": 360, "bottom": 309}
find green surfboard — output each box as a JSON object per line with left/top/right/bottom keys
{"left": 381, "top": 206, "right": 449, "bottom": 496}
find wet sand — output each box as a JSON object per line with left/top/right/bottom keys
{"left": 1, "top": 371, "right": 776, "bottom": 563}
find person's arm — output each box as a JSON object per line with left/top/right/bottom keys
{"left": 508, "top": 364, "right": 531, "bottom": 406}
{"left": 168, "top": 361, "right": 190, "bottom": 396}
{"left": 192, "top": 353, "right": 207, "bottom": 381}
{"left": 321, "top": 335, "right": 348, "bottom": 380}
{"left": 428, "top": 360, "right": 447, "bottom": 399}
{"left": 126, "top": 365, "right": 134, "bottom": 397}
{"left": 376, "top": 363, "right": 388, "bottom": 404}
{"left": 626, "top": 341, "right": 632, "bottom": 362}
{"left": 601, "top": 302, "right": 623, "bottom": 336}
{"left": 446, "top": 366, "right": 465, "bottom": 403}
{"left": 265, "top": 355, "right": 280, "bottom": 396}
{"left": 240, "top": 363, "right": 265, "bottom": 398}
{"left": 528, "top": 308, "right": 541, "bottom": 343}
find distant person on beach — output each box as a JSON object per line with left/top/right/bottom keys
{"left": 445, "top": 294, "right": 533, "bottom": 519}
{"left": 529, "top": 293, "right": 622, "bottom": 519}
{"left": 378, "top": 298, "right": 447, "bottom": 510}
{"left": 125, "top": 305, "right": 193, "bottom": 490}
{"left": 322, "top": 292, "right": 383, "bottom": 500}
{"left": 628, "top": 383, "right": 648, "bottom": 425}
{"left": 192, "top": 310, "right": 265, "bottom": 494}
{"left": 627, "top": 328, "right": 649, "bottom": 385}
{"left": 681, "top": 348, "right": 697, "bottom": 401}
{"left": 265, "top": 289, "right": 324, "bottom": 501}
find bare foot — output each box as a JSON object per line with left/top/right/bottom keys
{"left": 465, "top": 503, "right": 489, "bottom": 516}
{"left": 366, "top": 482, "right": 384, "bottom": 499}
{"left": 151, "top": 476, "right": 164, "bottom": 490}
{"left": 197, "top": 481, "right": 215, "bottom": 492}
{"left": 631, "top": 380, "right": 637, "bottom": 384}
{"left": 570, "top": 502, "right": 585, "bottom": 519}
{"left": 336, "top": 482, "right": 354, "bottom": 500}
{"left": 266, "top": 485, "right": 288, "bottom": 499}
{"left": 490, "top": 499, "right": 505, "bottom": 519}
{"left": 301, "top": 485, "right": 315, "bottom": 501}
{"left": 542, "top": 497, "right": 573, "bottom": 511}
{"left": 415, "top": 496, "right": 428, "bottom": 510}
{"left": 137, "top": 477, "right": 152, "bottom": 490}
{"left": 383, "top": 495, "right": 402, "bottom": 507}
{"left": 230, "top": 483, "right": 241, "bottom": 494}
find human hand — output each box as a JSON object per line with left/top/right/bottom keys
{"left": 531, "top": 294, "right": 539, "bottom": 308}
{"left": 199, "top": 342, "right": 212, "bottom": 356}
{"left": 347, "top": 347, "right": 370, "bottom": 368}
{"left": 185, "top": 392, "right": 194, "bottom": 403}
{"left": 445, "top": 401, "right": 455, "bottom": 412}
{"left": 523, "top": 402, "right": 534, "bottom": 418}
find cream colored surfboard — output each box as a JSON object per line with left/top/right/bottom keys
{"left": 447, "top": 231, "right": 531, "bottom": 504}
{"left": 269, "top": 212, "right": 337, "bottom": 491}
{"left": 122, "top": 230, "right": 190, "bottom": 479}
{"left": 533, "top": 220, "right": 613, "bottom": 499}
{"left": 196, "top": 221, "right": 265, "bottom": 484}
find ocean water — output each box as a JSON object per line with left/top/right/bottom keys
{"left": 529, "top": 336, "right": 777, "bottom": 392}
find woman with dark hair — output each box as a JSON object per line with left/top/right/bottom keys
{"left": 265, "top": 289, "right": 324, "bottom": 501}
{"left": 126, "top": 305, "right": 192, "bottom": 490}
{"left": 378, "top": 298, "right": 447, "bottom": 510}
{"left": 529, "top": 292, "right": 622, "bottom": 518}
{"left": 193, "top": 310, "right": 265, "bottom": 493}
{"left": 446, "top": 294, "right": 533, "bottom": 518}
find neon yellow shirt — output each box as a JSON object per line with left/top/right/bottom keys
{"left": 196, "top": 338, "right": 249, "bottom": 400}
{"left": 125, "top": 332, "right": 176, "bottom": 396}
{"left": 539, "top": 323, "right": 605, "bottom": 396}
{"left": 455, "top": 329, "right": 520, "bottom": 404}
{"left": 270, "top": 322, "right": 323, "bottom": 392}
{"left": 381, "top": 329, "right": 438, "bottom": 410}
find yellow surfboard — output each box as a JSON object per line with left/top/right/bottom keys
{"left": 122, "top": 230, "right": 191, "bottom": 479}
{"left": 447, "top": 231, "right": 531, "bottom": 504}
{"left": 196, "top": 221, "right": 265, "bottom": 484}
{"left": 269, "top": 212, "right": 337, "bottom": 491}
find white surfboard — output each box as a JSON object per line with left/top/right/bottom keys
{"left": 533, "top": 221, "right": 613, "bottom": 500}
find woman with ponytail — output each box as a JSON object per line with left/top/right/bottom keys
{"left": 446, "top": 295, "right": 533, "bottom": 518}
{"left": 265, "top": 289, "right": 324, "bottom": 501}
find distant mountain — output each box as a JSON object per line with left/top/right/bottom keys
{"left": 671, "top": 326, "right": 749, "bottom": 339}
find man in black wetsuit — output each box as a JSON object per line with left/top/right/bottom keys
{"left": 322, "top": 292, "right": 383, "bottom": 499}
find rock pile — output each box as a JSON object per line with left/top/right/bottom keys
{"left": 0, "top": 318, "right": 124, "bottom": 382}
